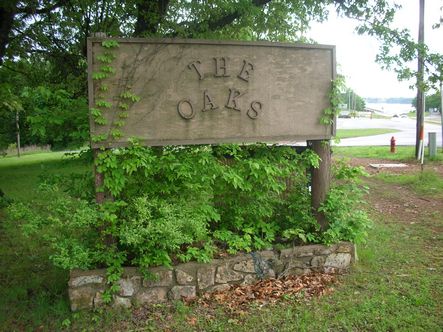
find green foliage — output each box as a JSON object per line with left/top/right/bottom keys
{"left": 119, "top": 91, "right": 141, "bottom": 103}
{"left": 100, "top": 65, "right": 116, "bottom": 74}
{"left": 2, "top": 152, "right": 442, "bottom": 330}
{"left": 321, "top": 76, "right": 346, "bottom": 125}
{"left": 319, "top": 161, "right": 372, "bottom": 244}
{"left": 21, "top": 86, "right": 89, "bottom": 149}
{"left": 92, "top": 72, "right": 109, "bottom": 80}
{"left": 0, "top": 83, "right": 23, "bottom": 152}
{"left": 91, "top": 134, "right": 108, "bottom": 143}
{"left": 7, "top": 144, "right": 371, "bottom": 301}
{"left": 91, "top": 43, "right": 140, "bottom": 144}
{"left": 341, "top": 88, "right": 366, "bottom": 112}
{"left": 412, "top": 90, "right": 442, "bottom": 113}
{"left": 95, "top": 100, "right": 112, "bottom": 108}
{"left": 377, "top": 170, "right": 443, "bottom": 199}
{"left": 120, "top": 197, "right": 210, "bottom": 268}
{"left": 7, "top": 184, "right": 101, "bottom": 270}
{"left": 101, "top": 40, "right": 120, "bottom": 49}
{"left": 336, "top": 128, "right": 400, "bottom": 139}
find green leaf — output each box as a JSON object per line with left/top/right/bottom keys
{"left": 92, "top": 72, "right": 108, "bottom": 80}
{"left": 90, "top": 108, "right": 102, "bottom": 117}
{"left": 101, "top": 40, "right": 120, "bottom": 49}
{"left": 91, "top": 133, "right": 108, "bottom": 142}
{"left": 100, "top": 65, "right": 116, "bottom": 74}
{"left": 118, "top": 102, "right": 129, "bottom": 110}
{"left": 110, "top": 129, "right": 123, "bottom": 139}
{"left": 96, "top": 100, "right": 112, "bottom": 108}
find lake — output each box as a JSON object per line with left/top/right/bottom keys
{"left": 366, "top": 102, "right": 415, "bottom": 116}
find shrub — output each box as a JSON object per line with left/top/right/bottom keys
{"left": 7, "top": 143, "right": 370, "bottom": 298}
{"left": 319, "top": 160, "right": 372, "bottom": 244}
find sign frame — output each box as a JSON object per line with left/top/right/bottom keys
{"left": 87, "top": 37, "right": 336, "bottom": 148}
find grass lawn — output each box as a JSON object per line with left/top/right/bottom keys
{"left": 0, "top": 151, "right": 442, "bottom": 331}
{"left": 0, "top": 152, "right": 89, "bottom": 201}
{"left": 335, "top": 128, "right": 400, "bottom": 139}
{"left": 334, "top": 145, "right": 443, "bottom": 162}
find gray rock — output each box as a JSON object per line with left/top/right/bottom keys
{"left": 168, "top": 286, "right": 196, "bottom": 300}
{"left": 259, "top": 250, "right": 276, "bottom": 260}
{"left": 69, "top": 286, "right": 95, "bottom": 311}
{"left": 113, "top": 296, "right": 132, "bottom": 309}
{"left": 287, "top": 258, "right": 309, "bottom": 268}
{"left": 283, "top": 267, "right": 311, "bottom": 276}
{"left": 119, "top": 277, "right": 140, "bottom": 297}
{"left": 325, "top": 253, "right": 351, "bottom": 269}
{"left": 315, "top": 244, "right": 337, "bottom": 256}
{"left": 242, "top": 274, "right": 258, "bottom": 285}
{"left": 280, "top": 246, "right": 316, "bottom": 260}
{"left": 135, "top": 288, "right": 168, "bottom": 305}
{"left": 233, "top": 259, "right": 255, "bottom": 273}
{"left": 265, "top": 269, "right": 276, "bottom": 279}
{"left": 207, "top": 284, "right": 231, "bottom": 292}
{"left": 142, "top": 269, "right": 173, "bottom": 287}
{"left": 336, "top": 243, "right": 353, "bottom": 253}
{"left": 93, "top": 291, "right": 105, "bottom": 308}
{"left": 69, "top": 275, "right": 104, "bottom": 288}
{"left": 197, "top": 266, "right": 215, "bottom": 290}
{"left": 310, "top": 256, "right": 326, "bottom": 268}
{"left": 269, "top": 259, "right": 286, "bottom": 276}
{"left": 215, "top": 264, "right": 244, "bottom": 283}
{"left": 176, "top": 269, "right": 194, "bottom": 285}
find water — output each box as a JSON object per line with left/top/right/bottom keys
{"left": 366, "top": 102, "right": 415, "bottom": 116}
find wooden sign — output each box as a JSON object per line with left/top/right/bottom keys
{"left": 88, "top": 38, "right": 336, "bottom": 147}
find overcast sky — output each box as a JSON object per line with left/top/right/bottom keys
{"left": 308, "top": 0, "right": 443, "bottom": 99}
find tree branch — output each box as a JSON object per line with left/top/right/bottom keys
{"left": 178, "top": 0, "right": 272, "bottom": 38}
{"left": 134, "top": 0, "right": 170, "bottom": 37}
{"left": 16, "top": 0, "right": 68, "bottom": 15}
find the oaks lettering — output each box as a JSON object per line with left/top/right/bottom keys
{"left": 177, "top": 57, "right": 263, "bottom": 120}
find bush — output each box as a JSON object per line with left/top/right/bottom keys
{"left": 7, "top": 143, "right": 370, "bottom": 298}
{"left": 319, "top": 161, "right": 372, "bottom": 244}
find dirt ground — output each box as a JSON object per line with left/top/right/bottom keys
{"left": 345, "top": 157, "right": 443, "bottom": 231}
{"left": 347, "top": 157, "right": 443, "bottom": 177}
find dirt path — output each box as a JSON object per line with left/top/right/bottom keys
{"left": 344, "top": 157, "right": 443, "bottom": 177}
{"left": 345, "top": 157, "right": 443, "bottom": 234}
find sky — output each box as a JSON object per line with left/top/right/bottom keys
{"left": 308, "top": 0, "right": 443, "bottom": 99}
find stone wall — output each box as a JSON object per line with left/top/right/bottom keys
{"left": 69, "top": 242, "right": 355, "bottom": 311}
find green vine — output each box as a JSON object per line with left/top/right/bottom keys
{"left": 90, "top": 39, "right": 141, "bottom": 144}
{"left": 320, "top": 75, "right": 345, "bottom": 126}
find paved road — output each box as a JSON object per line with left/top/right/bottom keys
{"left": 336, "top": 117, "right": 442, "bottom": 147}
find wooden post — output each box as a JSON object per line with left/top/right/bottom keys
{"left": 93, "top": 149, "right": 105, "bottom": 204}
{"left": 93, "top": 148, "right": 116, "bottom": 246}
{"left": 308, "top": 140, "right": 331, "bottom": 232}
{"left": 90, "top": 32, "right": 115, "bottom": 245}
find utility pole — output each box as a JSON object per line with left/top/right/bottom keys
{"left": 415, "top": 0, "right": 425, "bottom": 159}
{"left": 348, "top": 90, "right": 351, "bottom": 110}
{"left": 440, "top": 81, "right": 443, "bottom": 150}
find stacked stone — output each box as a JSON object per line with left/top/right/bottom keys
{"left": 69, "top": 242, "right": 355, "bottom": 311}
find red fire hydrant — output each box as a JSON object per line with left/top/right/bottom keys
{"left": 390, "top": 136, "right": 396, "bottom": 153}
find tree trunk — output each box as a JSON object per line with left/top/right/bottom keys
{"left": 134, "top": 0, "right": 170, "bottom": 37}
{"left": 0, "top": 1, "right": 17, "bottom": 65}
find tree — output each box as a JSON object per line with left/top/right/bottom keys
{"left": 412, "top": 90, "right": 442, "bottom": 113}
{"left": 0, "top": 1, "right": 441, "bottom": 150}
{"left": 0, "top": 83, "right": 22, "bottom": 154}
{"left": 341, "top": 88, "right": 365, "bottom": 112}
